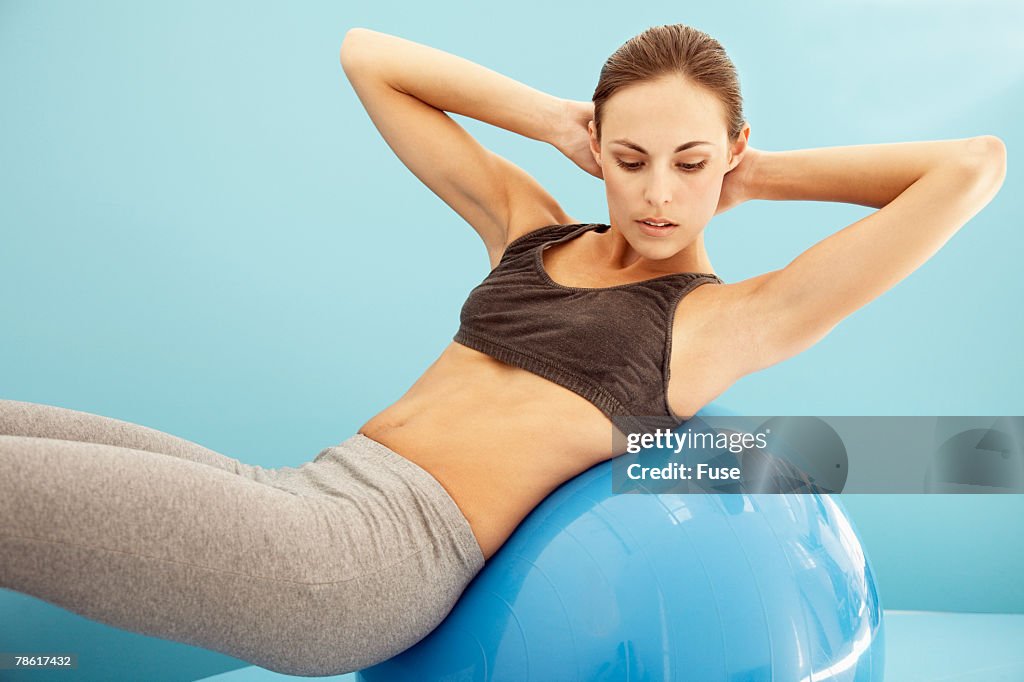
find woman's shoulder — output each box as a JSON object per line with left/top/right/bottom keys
{"left": 490, "top": 209, "right": 585, "bottom": 267}
{"left": 504, "top": 205, "right": 583, "bottom": 245}
{"left": 668, "top": 269, "right": 789, "bottom": 403}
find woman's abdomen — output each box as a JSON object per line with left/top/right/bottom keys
{"left": 357, "top": 341, "right": 615, "bottom": 559}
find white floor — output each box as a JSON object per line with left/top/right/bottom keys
{"left": 881, "top": 610, "right": 1024, "bottom": 681}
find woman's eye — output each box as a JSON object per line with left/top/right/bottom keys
{"left": 614, "top": 160, "right": 708, "bottom": 172}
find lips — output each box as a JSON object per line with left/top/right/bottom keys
{"left": 636, "top": 220, "right": 678, "bottom": 237}
{"left": 638, "top": 217, "right": 677, "bottom": 227}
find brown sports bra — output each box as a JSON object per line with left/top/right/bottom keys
{"left": 453, "top": 223, "right": 723, "bottom": 436}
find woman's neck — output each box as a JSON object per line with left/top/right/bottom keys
{"left": 595, "top": 224, "right": 716, "bottom": 276}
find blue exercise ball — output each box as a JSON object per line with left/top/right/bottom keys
{"left": 359, "top": 413, "right": 885, "bottom": 681}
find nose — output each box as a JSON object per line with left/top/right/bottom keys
{"left": 643, "top": 166, "right": 673, "bottom": 207}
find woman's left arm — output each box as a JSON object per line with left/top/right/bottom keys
{"left": 733, "top": 136, "right": 1007, "bottom": 374}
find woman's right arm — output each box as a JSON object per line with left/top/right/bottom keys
{"left": 339, "top": 28, "right": 575, "bottom": 265}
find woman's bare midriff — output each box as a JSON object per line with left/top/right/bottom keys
{"left": 356, "top": 223, "right": 735, "bottom": 561}
{"left": 357, "top": 341, "right": 626, "bottom": 561}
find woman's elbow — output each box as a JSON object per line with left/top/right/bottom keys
{"left": 339, "top": 27, "right": 376, "bottom": 68}
{"left": 953, "top": 135, "right": 1007, "bottom": 206}
{"left": 964, "top": 135, "right": 1007, "bottom": 180}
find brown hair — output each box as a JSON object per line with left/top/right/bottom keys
{"left": 592, "top": 24, "right": 745, "bottom": 145}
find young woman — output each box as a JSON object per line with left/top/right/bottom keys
{"left": 0, "top": 23, "right": 1006, "bottom": 677}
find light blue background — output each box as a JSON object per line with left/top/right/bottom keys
{"left": 1, "top": 0, "right": 1022, "bottom": 680}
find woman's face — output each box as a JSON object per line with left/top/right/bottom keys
{"left": 589, "top": 74, "right": 743, "bottom": 260}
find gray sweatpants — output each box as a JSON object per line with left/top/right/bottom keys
{"left": 0, "top": 399, "right": 485, "bottom": 677}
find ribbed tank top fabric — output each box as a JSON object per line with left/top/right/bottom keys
{"left": 453, "top": 223, "right": 723, "bottom": 437}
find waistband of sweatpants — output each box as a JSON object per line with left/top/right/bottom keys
{"left": 340, "top": 432, "right": 485, "bottom": 571}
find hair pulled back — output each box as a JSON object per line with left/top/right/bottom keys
{"left": 592, "top": 24, "right": 745, "bottom": 144}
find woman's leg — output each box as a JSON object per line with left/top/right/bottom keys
{"left": 0, "top": 433, "right": 449, "bottom": 676}
{"left": 0, "top": 430, "right": 483, "bottom": 675}
{"left": 0, "top": 399, "right": 258, "bottom": 476}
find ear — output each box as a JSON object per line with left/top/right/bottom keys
{"left": 588, "top": 120, "right": 602, "bottom": 167}
{"left": 726, "top": 123, "right": 751, "bottom": 171}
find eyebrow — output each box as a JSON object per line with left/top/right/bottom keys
{"left": 611, "top": 139, "right": 713, "bottom": 153}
